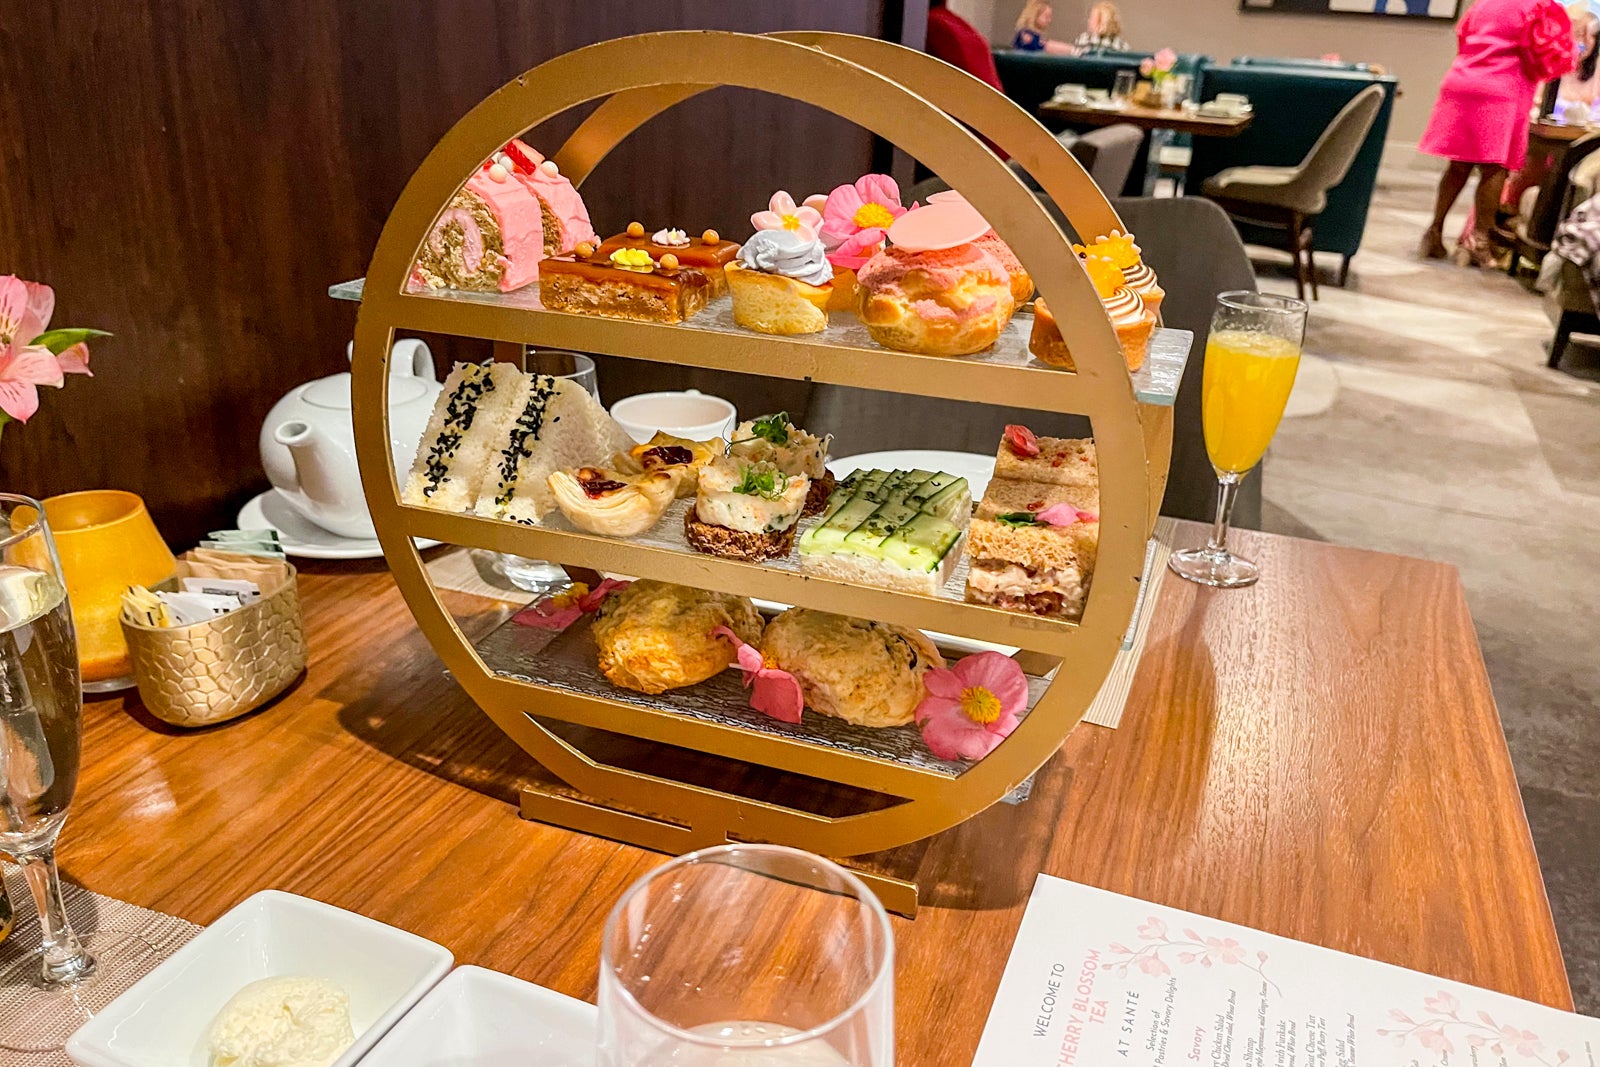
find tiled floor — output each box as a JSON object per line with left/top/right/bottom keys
{"left": 1249, "top": 160, "right": 1600, "bottom": 1012}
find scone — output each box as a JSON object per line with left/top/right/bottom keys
{"left": 855, "top": 243, "right": 1016, "bottom": 356}
{"left": 726, "top": 229, "right": 834, "bottom": 335}
{"left": 760, "top": 608, "right": 945, "bottom": 728}
{"left": 590, "top": 580, "right": 763, "bottom": 695}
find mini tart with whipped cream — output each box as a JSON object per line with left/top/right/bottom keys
{"left": 539, "top": 246, "right": 712, "bottom": 324}
{"left": 725, "top": 230, "right": 835, "bottom": 335}
{"left": 856, "top": 243, "right": 1015, "bottom": 356}
{"left": 1076, "top": 229, "right": 1163, "bottom": 315}
{"left": 547, "top": 465, "right": 681, "bottom": 537}
{"left": 596, "top": 225, "right": 739, "bottom": 298}
{"left": 684, "top": 456, "right": 810, "bottom": 562}
{"left": 728, "top": 412, "right": 834, "bottom": 516}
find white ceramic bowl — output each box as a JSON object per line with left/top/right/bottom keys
{"left": 359, "top": 965, "right": 596, "bottom": 1067}
{"left": 610, "top": 389, "right": 737, "bottom": 444}
{"left": 66, "top": 890, "right": 453, "bottom": 1067}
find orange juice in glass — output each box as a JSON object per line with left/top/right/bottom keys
{"left": 1169, "top": 292, "right": 1307, "bottom": 588}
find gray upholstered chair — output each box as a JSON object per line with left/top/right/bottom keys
{"left": 907, "top": 123, "right": 1143, "bottom": 209}
{"left": 1201, "top": 84, "right": 1384, "bottom": 301}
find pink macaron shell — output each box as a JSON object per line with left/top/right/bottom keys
{"left": 888, "top": 202, "right": 991, "bottom": 253}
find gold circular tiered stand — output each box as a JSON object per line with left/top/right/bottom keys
{"left": 350, "top": 31, "right": 1169, "bottom": 915}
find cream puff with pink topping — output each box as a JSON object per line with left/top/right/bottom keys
{"left": 927, "top": 190, "right": 1034, "bottom": 306}
{"left": 855, "top": 202, "right": 1017, "bottom": 356}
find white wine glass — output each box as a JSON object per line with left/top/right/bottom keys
{"left": 599, "top": 844, "right": 894, "bottom": 1067}
{"left": 0, "top": 494, "right": 155, "bottom": 1052}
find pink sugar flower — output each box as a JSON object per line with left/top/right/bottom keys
{"left": 914, "top": 651, "right": 1027, "bottom": 760}
{"left": 751, "top": 191, "right": 822, "bottom": 244}
{"left": 513, "top": 578, "right": 629, "bottom": 630}
{"left": 1036, "top": 502, "right": 1098, "bottom": 526}
{"left": 820, "top": 174, "right": 908, "bottom": 257}
{"left": 0, "top": 276, "right": 97, "bottom": 426}
{"left": 714, "top": 626, "right": 803, "bottom": 724}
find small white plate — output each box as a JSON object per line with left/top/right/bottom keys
{"left": 359, "top": 965, "right": 596, "bottom": 1067}
{"left": 66, "top": 890, "right": 453, "bottom": 1067}
{"left": 237, "top": 490, "right": 440, "bottom": 560}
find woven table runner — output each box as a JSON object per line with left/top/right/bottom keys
{"left": 0, "top": 864, "right": 199, "bottom": 1063}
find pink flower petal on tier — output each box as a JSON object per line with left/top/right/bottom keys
{"left": 714, "top": 625, "right": 804, "bottom": 724}
{"left": 915, "top": 651, "right": 1028, "bottom": 761}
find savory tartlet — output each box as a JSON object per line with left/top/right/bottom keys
{"left": 727, "top": 412, "right": 834, "bottom": 516}
{"left": 546, "top": 466, "right": 680, "bottom": 537}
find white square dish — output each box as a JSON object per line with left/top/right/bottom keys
{"left": 66, "top": 889, "right": 453, "bottom": 1067}
{"left": 358, "top": 964, "right": 597, "bottom": 1067}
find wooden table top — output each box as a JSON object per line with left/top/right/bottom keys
{"left": 1038, "top": 100, "right": 1254, "bottom": 137}
{"left": 1529, "top": 120, "right": 1594, "bottom": 145}
{"left": 61, "top": 522, "right": 1569, "bottom": 1063}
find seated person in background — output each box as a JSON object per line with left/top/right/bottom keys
{"left": 1556, "top": 10, "right": 1600, "bottom": 119}
{"left": 1073, "top": 2, "right": 1131, "bottom": 53}
{"left": 927, "top": 0, "right": 1005, "bottom": 91}
{"left": 1012, "top": 0, "right": 1075, "bottom": 54}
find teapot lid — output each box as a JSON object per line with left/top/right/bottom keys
{"left": 304, "top": 372, "right": 428, "bottom": 410}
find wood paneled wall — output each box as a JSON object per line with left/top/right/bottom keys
{"left": 0, "top": 1, "right": 920, "bottom": 547}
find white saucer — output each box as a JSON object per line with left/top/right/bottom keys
{"left": 238, "top": 490, "right": 441, "bottom": 561}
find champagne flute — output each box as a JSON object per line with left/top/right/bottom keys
{"left": 0, "top": 494, "right": 154, "bottom": 1052}
{"left": 1168, "top": 292, "right": 1307, "bottom": 588}
{"left": 496, "top": 348, "right": 600, "bottom": 593}
{"left": 599, "top": 844, "right": 894, "bottom": 1067}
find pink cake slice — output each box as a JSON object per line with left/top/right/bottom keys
{"left": 412, "top": 161, "right": 545, "bottom": 293}
{"left": 465, "top": 165, "right": 544, "bottom": 291}
{"left": 502, "top": 139, "right": 599, "bottom": 256}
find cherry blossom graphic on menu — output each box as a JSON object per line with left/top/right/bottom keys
{"left": 1105, "top": 916, "right": 1282, "bottom": 996}
{"left": 1376, "top": 990, "right": 1572, "bottom": 1064}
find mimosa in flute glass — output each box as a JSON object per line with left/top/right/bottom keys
{"left": 0, "top": 494, "right": 155, "bottom": 1052}
{"left": 1168, "top": 292, "right": 1307, "bottom": 588}
{"left": 599, "top": 844, "right": 894, "bottom": 1067}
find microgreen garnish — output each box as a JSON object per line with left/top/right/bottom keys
{"left": 733, "top": 465, "right": 785, "bottom": 499}
{"left": 995, "top": 511, "right": 1044, "bottom": 527}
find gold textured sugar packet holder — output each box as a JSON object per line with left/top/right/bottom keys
{"left": 120, "top": 549, "right": 307, "bottom": 728}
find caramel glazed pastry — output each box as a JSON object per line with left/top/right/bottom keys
{"left": 590, "top": 579, "right": 763, "bottom": 695}
{"left": 539, "top": 240, "right": 712, "bottom": 324}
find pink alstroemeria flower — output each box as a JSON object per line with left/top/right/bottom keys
{"left": 713, "top": 625, "right": 803, "bottom": 724}
{"left": 750, "top": 191, "right": 823, "bottom": 244}
{"left": 914, "top": 651, "right": 1027, "bottom": 760}
{"left": 1035, "top": 502, "right": 1098, "bottom": 526}
{"left": 1153, "top": 48, "right": 1177, "bottom": 73}
{"left": 820, "top": 174, "right": 908, "bottom": 257}
{"left": 513, "top": 578, "right": 629, "bottom": 631}
{"left": 0, "top": 276, "right": 91, "bottom": 424}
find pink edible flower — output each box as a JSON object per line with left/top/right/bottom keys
{"left": 914, "top": 651, "right": 1027, "bottom": 760}
{"left": 820, "top": 174, "right": 908, "bottom": 257}
{"left": 513, "top": 578, "right": 629, "bottom": 630}
{"left": 751, "top": 191, "right": 822, "bottom": 244}
{"left": 0, "top": 276, "right": 92, "bottom": 424}
{"left": 1035, "top": 502, "right": 1097, "bottom": 526}
{"left": 1003, "top": 423, "right": 1040, "bottom": 457}
{"left": 714, "top": 626, "right": 803, "bottom": 724}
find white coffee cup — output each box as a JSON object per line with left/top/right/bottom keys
{"left": 1055, "top": 83, "right": 1088, "bottom": 103}
{"left": 610, "top": 389, "right": 738, "bottom": 444}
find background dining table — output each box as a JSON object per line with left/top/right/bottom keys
{"left": 56, "top": 521, "right": 1569, "bottom": 1065}
{"left": 1036, "top": 99, "right": 1255, "bottom": 138}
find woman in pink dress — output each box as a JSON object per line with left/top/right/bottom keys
{"left": 1419, "top": 0, "right": 1575, "bottom": 266}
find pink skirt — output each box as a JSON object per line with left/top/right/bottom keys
{"left": 1419, "top": 79, "right": 1534, "bottom": 169}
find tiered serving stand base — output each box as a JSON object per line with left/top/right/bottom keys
{"left": 344, "top": 31, "right": 1190, "bottom": 914}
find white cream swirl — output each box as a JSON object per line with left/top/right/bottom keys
{"left": 1104, "top": 286, "right": 1146, "bottom": 328}
{"left": 1121, "top": 261, "right": 1160, "bottom": 294}
{"left": 737, "top": 229, "right": 834, "bottom": 286}
{"left": 652, "top": 227, "right": 689, "bottom": 247}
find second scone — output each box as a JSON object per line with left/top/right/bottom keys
{"left": 591, "top": 580, "right": 763, "bottom": 695}
{"left": 761, "top": 608, "right": 945, "bottom": 728}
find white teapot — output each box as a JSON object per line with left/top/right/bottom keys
{"left": 259, "top": 339, "right": 440, "bottom": 540}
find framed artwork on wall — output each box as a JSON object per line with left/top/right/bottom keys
{"left": 1240, "top": 0, "right": 1463, "bottom": 17}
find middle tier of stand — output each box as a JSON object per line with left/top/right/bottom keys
{"left": 333, "top": 279, "right": 1192, "bottom": 413}
{"left": 404, "top": 496, "right": 1086, "bottom": 655}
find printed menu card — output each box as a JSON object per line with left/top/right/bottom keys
{"left": 973, "top": 875, "right": 1596, "bottom": 1067}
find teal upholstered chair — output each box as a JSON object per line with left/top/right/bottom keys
{"left": 1188, "top": 65, "right": 1397, "bottom": 286}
